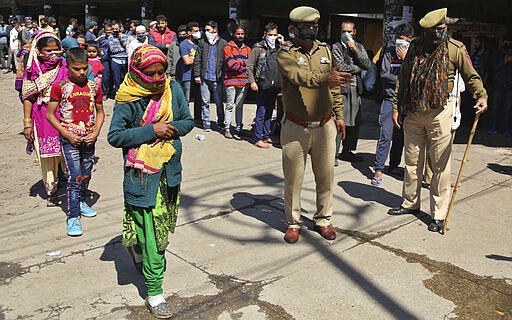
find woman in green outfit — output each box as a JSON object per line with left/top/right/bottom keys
{"left": 108, "top": 45, "right": 194, "bottom": 319}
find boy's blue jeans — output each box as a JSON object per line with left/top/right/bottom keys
{"left": 61, "top": 138, "right": 95, "bottom": 218}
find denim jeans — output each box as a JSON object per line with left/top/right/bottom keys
{"left": 225, "top": 85, "right": 248, "bottom": 132}
{"left": 181, "top": 80, "right": 202, "bottom": 122}
{"left": 373, "top": 99, "right": 394, "bottom": 172}
{"left": 111, "top": 60, "right": 127, "bottom": 97}
{"left": 61, "top": 138, "right": 95, "bottom": 218}
{"left": 200, "top": 80, "right": 225, "bottom": 129}
{"left": 254, "top": 88, "right": 279, "bottom": 141}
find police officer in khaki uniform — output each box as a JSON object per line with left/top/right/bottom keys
{"left": 277, "top": 6, "right": 351, "bottom": 243}
{"left": 388, "top": 8, "right": 488, "bottom": 233}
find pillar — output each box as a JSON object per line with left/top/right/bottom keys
{"left": 382, "top": 0, "right": 406, "bottom": 50}
{"left": 85, "top": 2, "right": 99, "bottom": 26}
{"left": 43, "top": 3, "right": 54, "bottom": 17}
{"left": 141, "top": 0, "right": 154, "bottom": 21}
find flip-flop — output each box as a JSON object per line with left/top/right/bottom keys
{"left": 371, "top": 177, "right": 382, "bottom": 187}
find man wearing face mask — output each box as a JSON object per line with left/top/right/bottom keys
{"left": 165, "top": 24, "right": 187, "bottom": 80}
{"left": 277, "top": 6, "right": 351, "bottom": 243}
{"left": 107, "top": 22, "right": 128, "bottom": 98}
{"left": 332, "top": 21, "right": 371, "bottom": 164}
{"left": 388, "top": 8, "right": 488, "bottom": 233}
{"left": 193, "top": 21, "right": 228, "bottom": 132}
{"left": 371, "top": 23, "right": 413, "bottom": 186}
{"left": 247, "top": 22, "right": 284, "bottom": 148}
{"left": 97, "top": 23, "right": 113, "bottom": 100}
{"left": 179, "top": 22, "right": 202, "bottom": 125}
{"left": 127, "top": 25, "right": 148, "bottom": 62}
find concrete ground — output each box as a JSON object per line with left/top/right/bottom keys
{"left": 0, "top": 72, "right": 511, "bottom": 320}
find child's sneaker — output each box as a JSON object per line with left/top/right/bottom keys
{"left": 80, "top": 202, "right": 97, "bottom": 217}
{"left": 67, "top": 217, "right": 83, "bottom": 236}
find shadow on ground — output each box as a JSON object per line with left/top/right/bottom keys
{"left": 100, "top": 236, "right": 147, "bottom": 299}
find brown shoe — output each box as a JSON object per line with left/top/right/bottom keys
{"left": 224, "top": 131, "right": 233, "bottom": 139}
{"left": 284, "top": 227, "right": 300, "bottom": 243}
{"left": 315, "top": 224, "right": 336, "bottom": 240}
{"left": 264, "top": 138, "right": 273, "bottom": 144}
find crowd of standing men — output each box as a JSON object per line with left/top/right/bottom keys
{"left": 5, "top": 3, "right": 500, "bottom": 318}
{"left": 7, "top": 6, "right": 499, "bottom": 234}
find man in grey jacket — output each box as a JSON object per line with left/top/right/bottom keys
{"left": 193, "top": 21, "right": 227, "bottom": 131}
{"left": 332, "top": 21, "right": 370, "bottom": 164}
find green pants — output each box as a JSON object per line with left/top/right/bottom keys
{"left": 131, "top": 207, "right": 166, "bottom": 296}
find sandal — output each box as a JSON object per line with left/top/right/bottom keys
{"left": 145, "top": 299, "right": 173, "bottom": 319}
{"left": 371, "top": 177, "right": 382, "bottom": 187}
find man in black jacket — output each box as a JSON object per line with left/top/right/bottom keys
{"left": 246, "top": 22, "right": 283, "bottom": 148}
{"left": 193, "top": 21, "right": 228, "bottom": 132}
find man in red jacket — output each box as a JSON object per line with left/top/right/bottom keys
{"left": 223, "top": 26, "right": 251, "bottom": 139}
{"left": 149, "top": 15, "right": 176, "bottom": 55}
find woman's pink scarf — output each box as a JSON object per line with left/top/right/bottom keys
{"left": 22, "top": 31, "right": 69, "bottom": 158}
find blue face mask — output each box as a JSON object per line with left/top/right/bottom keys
{"left": 137, "top": 33, "right": 146, "bottom": 42}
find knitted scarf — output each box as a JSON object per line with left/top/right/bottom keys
{"left": 403, "top": 34, "right": 449, "bottom": 112}
{"left": 115, "top": 45, "right": 175, "bottom": 174}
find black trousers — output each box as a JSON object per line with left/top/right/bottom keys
{"left": 388, "top": 125, "right": 404, "bottom": 170}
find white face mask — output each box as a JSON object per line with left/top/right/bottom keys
{"left": 395, "top": 38, "right": 410, "bottom": 57}
{"left": 266, "top": 35, "right": 277, "bottom": 48}
{"left": 205, "top": 31, "right": 217, "bottom": 44}
{"left": 192, "top": 31, "right": 201, "bottom": 40}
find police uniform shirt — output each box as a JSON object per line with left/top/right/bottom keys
{"left": 277, "top": 41, "right": 344, "bottom": 121}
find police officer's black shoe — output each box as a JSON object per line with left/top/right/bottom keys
{"left": 338, "top": 151, "right": 363, "bottom": 163}
{"left": 387, "top": 206, "right": 420, "bottom": 215}
{"left": 428, "top": 219, "right": 444, "bottom": 233}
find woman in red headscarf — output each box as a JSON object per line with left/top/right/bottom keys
{"left": 108, "top": 45, "right": 193, "bottom": 318}
{"left": 22, "top": 31, "right": 68, "bottom": 206}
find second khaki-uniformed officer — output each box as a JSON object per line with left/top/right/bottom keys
{"left": 388, "top": 8, "right": 488, "bottom": 233}
{"left": 277, "top": 6, "right": 351, "bottom": 243}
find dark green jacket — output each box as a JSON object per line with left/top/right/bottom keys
{"left": 107, "top": 80, "right": 194, "bottom": 207}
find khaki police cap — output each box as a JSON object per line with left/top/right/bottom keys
{"left": 419, "top": 8, "right": 447, "bottom": 28}
{"left": 289, "top": 6, "right": 320, "bottom": 23}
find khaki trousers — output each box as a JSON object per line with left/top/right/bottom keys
{"left": 402, "top": 102, "right": 452, "bottom": 220}
{"left": 281, "top": 118, "right": 336, "bottom": 228}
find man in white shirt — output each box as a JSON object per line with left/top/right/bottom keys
{"left": 127, "top": 25, "right": 148, "bottom": 63}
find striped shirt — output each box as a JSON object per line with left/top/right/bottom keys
{"left": 223, "top": 41, "right": 251, "bottom": 86}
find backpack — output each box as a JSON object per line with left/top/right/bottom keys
{"left": 256, "top": 46, "right": 281, "bottom": 90}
